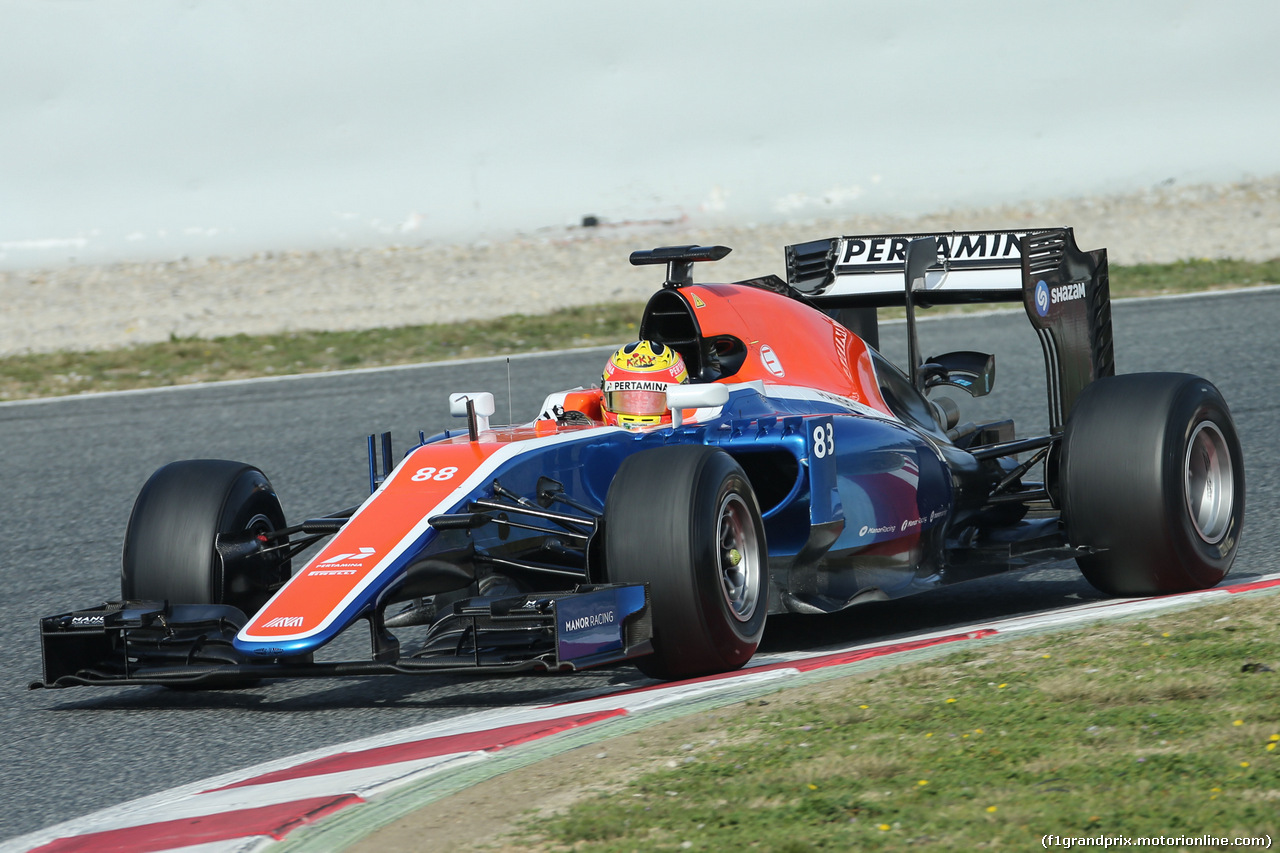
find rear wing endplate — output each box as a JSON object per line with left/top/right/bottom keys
{"left": 786, "top": 228, "right": 1114, "bottom": 431}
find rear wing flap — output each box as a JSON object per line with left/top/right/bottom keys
{"left": 786, "top": 228, "right": 1114, "bottom": 431}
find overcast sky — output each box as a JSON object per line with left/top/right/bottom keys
{"left": 3, "top": 0, "right": 1278, "bottom": 267}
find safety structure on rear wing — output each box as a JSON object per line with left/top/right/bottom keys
{"left": 786, "top": 227, "right": 1114, "bottom": 432}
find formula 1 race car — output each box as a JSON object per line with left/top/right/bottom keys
{"left": 33, "top": 228, "right": 1245, "bottom": 689}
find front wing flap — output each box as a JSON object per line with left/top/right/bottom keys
{"left": 32, "top": 584, "right": 652, "bottom": 689}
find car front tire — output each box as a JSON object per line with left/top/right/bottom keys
{"left": 604, "top": 446, "right": 768, "bottom": 679}
{"left": 122, "top": 459, "right": 290, "bottom": 617}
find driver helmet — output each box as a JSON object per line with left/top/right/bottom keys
{"left": 601, "top": 341, "right": 689, "bottom": 428}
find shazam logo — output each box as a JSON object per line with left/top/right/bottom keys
{"left": 1034, "top": 280, "right": 1050, "bottom": 317}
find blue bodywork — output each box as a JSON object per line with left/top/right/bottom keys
{"left": 342, "top": 381, "right": 960, "bottom": 645}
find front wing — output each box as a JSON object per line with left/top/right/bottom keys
{"left": 31, "top": 584, "right": 651, "bottom": 689}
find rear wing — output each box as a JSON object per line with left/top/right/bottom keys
{"left": 788, "top": 229, "right": 1053, "bottom": 306}
{"left": 785, "top": 228, "right": 1114, "bottom": 432}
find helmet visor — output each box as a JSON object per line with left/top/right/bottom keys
{"left": 604, "top": 387, "right": 668, "bottom": 416}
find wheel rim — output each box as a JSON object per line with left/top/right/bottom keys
{"left": 717, "top": 493, "right": 761, "bottom": 623}
{"left": 1184, "top": 421, "right": 1234, "bottom": 545}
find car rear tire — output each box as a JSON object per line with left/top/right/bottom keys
{"left": 604, "top": 446, "right": 768, "bottom": 679}
{"left": 1059, "top": 373, "right": 1244, "bottom": 596}
{"left": 122, "top": 459, "right": 290, "bottom": 617}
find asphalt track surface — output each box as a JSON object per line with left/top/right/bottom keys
{"left": 1, "top": 289, "right": 1276, "bottom": 842}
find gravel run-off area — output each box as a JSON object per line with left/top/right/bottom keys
{"left": 4, "top": 177, "right": 1279, "bottom": 358}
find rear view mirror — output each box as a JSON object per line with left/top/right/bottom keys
{"left": 919, "top": 351, "right": 995, "bottom": 397}
{"left": 449, "top": 392, "right": 496, "bottom": 435}
{"left": 667, "top": 384, "right": 730, "bottom": 410}
{"left": 667, "top": 383, "right": 730, "bottom": 427}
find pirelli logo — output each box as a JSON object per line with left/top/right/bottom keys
{"left": 261, "top": 616, "right": 305, "bottom": 629}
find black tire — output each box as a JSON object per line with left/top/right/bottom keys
{"left": 122, "top": 460, "right": 290, "bottom": 616}
{"left": 1060, "top": 373, "right": 1244, "bottom": 596}
{"left": 604, "top": 446, "right": 768, "bottom": 679}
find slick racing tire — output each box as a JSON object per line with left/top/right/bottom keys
{"left": 122, "top": 459, "right": 290, "bottom": 618}
{"left": 1059, "top": 373, "right": 1244, "bottom": 596}
{"left": 604, "top": 446, "right": 768, "bottom": 680}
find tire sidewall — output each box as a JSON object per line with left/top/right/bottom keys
{"left": 217, "top": 469, "right": 289, "bottom": 612}
{"left": 1159, "top": 386, "right": 1244, "bottom": 585}
{"left": 688, "top": 456, "right": 768, "bottom": 666}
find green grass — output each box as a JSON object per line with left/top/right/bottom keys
{"left": 3, "top": 258, "right": 1277, "bottom": 402}
{"left": 0, "top": 302, "right": 644, "bottom": 401}
{"left": 1116, "top": 257, "right": 1280, "bottom": 294}
{"left": 515, "top": 594, "right": 1280, "bottom": 852}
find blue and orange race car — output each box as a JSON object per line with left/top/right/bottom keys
{"left": 34, "top": 228, "right": 1244, "bottom": 687}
